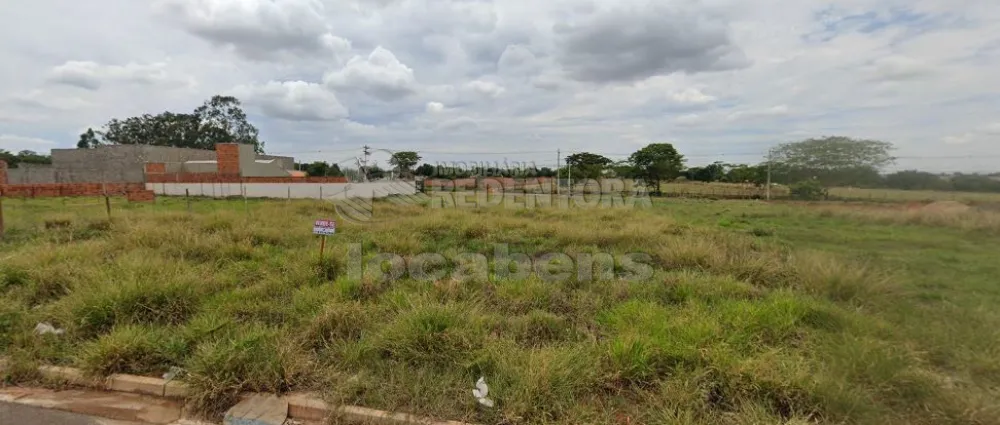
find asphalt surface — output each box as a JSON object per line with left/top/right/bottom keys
{"left": 0, "top": 401, "right": 140, "bottom": 425}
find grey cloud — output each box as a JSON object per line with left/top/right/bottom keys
{"left": 554, "top": 5, "right": 750, "bottom": 83}
{"left": 157, "top": 0, "right": 350, "bottom": 60}
{"left": 46, "top": 61, "right": 176, "bottom": 90}
{"left": 235, "top": 80, "right": 349, "bottom": 122}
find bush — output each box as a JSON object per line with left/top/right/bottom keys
{"left": 185, "top": 325, "right": 310, "bottom": 414}
{"left": 789, "top": 180, "right": 828, "bottom": 200}
{"left": 78, "top": 325, "right": 186, "bottom": 376}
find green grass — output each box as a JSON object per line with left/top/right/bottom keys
{"left": 2, "top": 195, "right": 999, "bottom": 424}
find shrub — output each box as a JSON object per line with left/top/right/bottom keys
{"left": 185, "top": 325, "right": 311, "bottom": 414}
{"left": 78, "top": 325, "right": 185, "bottom": 376}
{"left": 370, "top": 302, "right": 483, "bottom": 366}
{"left": 302, "top": 301, "right": 372, "bottom": 349}
{"left": 789, "top": 180, "right": 828, "bottom": 201}
{"left": 61, "top": 279, "right": 200, "bottom": 338}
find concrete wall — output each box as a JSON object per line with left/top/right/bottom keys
{"left": 257, "top": 154, "right": 295, "bottom": 171}
{"left": 147, "top": 181, "right": 417, "bottom": 199}
{"left": 236, "top": 144, "right": 291, "bottom": 177}
{"left": 139, "top": 146, "right": 217, "bottom": 173}
{"left": 42, "top": 145, "right": 219, "bottom": 183}
{"left": 13, "top": 144, "right": 297, "bottom": 184}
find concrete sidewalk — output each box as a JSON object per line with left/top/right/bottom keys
{"left": 1, "top": 401, "right": 142, "bottom": 425}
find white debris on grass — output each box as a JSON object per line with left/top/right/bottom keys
{"left": 472, "top": 376, "right": 495, "bottom": 408}
{"left": 33, "top": 322, "right": 64, "bottom": 336}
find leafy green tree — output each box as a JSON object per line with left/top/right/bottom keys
{"left": 566, "top": 152, "right": 613, "bottom": 179}
{"left": 686, "top": 162, "right": 726, "bottom": 182}
{"left": 389, "top": 151, "right": 422, "bottom": 177}
{"left": 306, "top": 161, "right": 330, "bottom": 177}
{"left": 771, "top": 136, "right": 894, "bottom": 186}
{"left": 790, "top": 179, "right": 829, "bottom": 200}
{"left": 723, "top": 164, "right": 768, "bottom": 185}
{"left": 77, "top": 128, "right": 101, "bottom": 149}
{"left": 415, "top": 163, "right": 436, "bottom": 177}
{"left": 884, "top": 170, "right": 949, "bottom": 191}
{"left": 194, "top": 96, "right": 263, "bottom": 153}
{"left": 328, "top": 163, "right": 344, "bottom": 177}
{"left": 536, "top": 167, "right": 556, "bottom": 178}
{"left": 628, "top": 143, "right": 685, "bottom": 195}
{"left": 0, "top": 150, "right": 52, "bottom": 168}
{"left": 90, "top": 95, "right": 264, "bottom": 153}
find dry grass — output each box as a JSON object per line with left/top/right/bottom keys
{"left": 1, "top": 196, "right": 998, "bottom": 424}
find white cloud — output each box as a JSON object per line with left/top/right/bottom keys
{"left": 47, "top": 61, "right": 177, "bottom": 90}
{"left": 675, "top": 114, "right": 706, "bottom": 126}
{"left": 727, "top": 105, "right": 790, "bottom": 121}
{"left": 323, "top": 46, "right": 417, "bottom": 101}
{"left": 425, "top": 101, "right": 445, "bottom": 113}
{"left": 944, "top": 122, "right": 1000, "bottom": 145}
{"left": 234, "top": 81, "right": 348, "bottom": 121}
{"left": 868, "top": 55, "right": 933, "bottom": 81}
{"left": 467, "top": 80, "right": 505, "bottom": 98}
{"left": 669, "top": 88, "right": 716, "bottom": 104}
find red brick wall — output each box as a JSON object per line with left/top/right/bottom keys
{"left": 0, "top": 183, "right": 148, "bottom": 198}
{"left": 144, "top": 162, "right": 166, "bottom": 174}
{"left": 215, "top": 143, "right": 241, "bottom": 176}
{"left": 146, "top": 173, "right": 348, "bottom": 184}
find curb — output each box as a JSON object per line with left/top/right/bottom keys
{"left": 2, "top": 360, "right": 475, "bottom": 425}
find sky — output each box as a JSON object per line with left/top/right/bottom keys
{"left": 0, "top": 0, "right": 998, "bottom": 172}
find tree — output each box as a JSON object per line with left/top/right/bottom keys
{"left": 686, "top": 162, "right": 726, "bottom": 182}
{"left": 389, "top": 151, "right": 422, "bottom": 177}
{"left": 328, "top": 163, "right": 344, "bottom": 177}
{"left": 566, "top": 152, "right": 613, "bottom": 179}
{"left": 628, "top": 143, "right": 685, "bottom": 195}
{"left": 303, "top": 161, "right": 345, "bottom": 177}
{"left": 723, "top": 164, "right": 768, "bottom": 185}
{"left": 367, "top": 164, "right": 387, "bottom": 180}
{"left": 0, "top": 150, "right": 52, "bottom": 168}
{"left": 884, "top": 170, "right": 949, "bottom": 191}
{"left": 306, "top": 161, "right": 330, "bottom": 177}
{"left": 415, "top": 163, "right": 436, "bottom": 177}
{"left": 770, "top": 136, "right": 895, "bottom": 186}
{"left": 194, "top": 96, "right": 264, "bottom": 153}
{"left": 536, "top": 167, "right": 556, "bottom": 178}
{"left": 77, "top": 128, "right": 101, "bottom": 149}
{"left": 89, "top": 95, "right": 265, "bottom": 153}
{"left": 789, "top": 179, "right": 829, "bottom": 200}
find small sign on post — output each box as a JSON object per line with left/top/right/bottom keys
{"left": 313, "top": 219, "right": 336, "bottom": 262}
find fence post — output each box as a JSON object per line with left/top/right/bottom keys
{"left": 0, "top": 195, "right": 5, "bottom": 240}
{"left": 103, "top": 184, "right": 112, "bottom": 220}
{"left": 186, "top": 189, "right": 192, "bottom": 214}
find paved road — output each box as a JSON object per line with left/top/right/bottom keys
{"left": 0, "top": 401, "right": 141, "bottom": 425}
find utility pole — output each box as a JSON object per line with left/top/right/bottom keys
{"left": 360, "top": 145, "right": 371, "bottom": 182}
{"left": 765, "top": 148, "right": 773, "bottom": 201}
{"left": 556, "top": 149, "right": 561, "bottom": 196}
{"left": 567, "top": 153, "right": 572, "bottom": 196}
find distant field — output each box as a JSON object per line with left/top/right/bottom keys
{"left": 826, "top": 186, "right": 1000, "bottom": 202}
{"left": 2, "top": 196, "right": 999, "bottom": 424}
{"left": 656, "top": 181, "right": 1000, "bottom": 203}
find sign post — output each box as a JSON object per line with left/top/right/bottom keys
{"left": 313, "top": 219, "right": 336, "bottom": 262}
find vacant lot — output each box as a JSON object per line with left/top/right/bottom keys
{"left": 2, "top": 196, "right": 999, "bottom": 424}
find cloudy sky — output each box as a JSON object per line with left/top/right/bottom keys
{"left": 1, "top": 0, "right": 998, "bottom": 172}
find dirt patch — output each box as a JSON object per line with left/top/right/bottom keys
{"left": 921, "top": 201, "right": 971, "bottom": 214}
